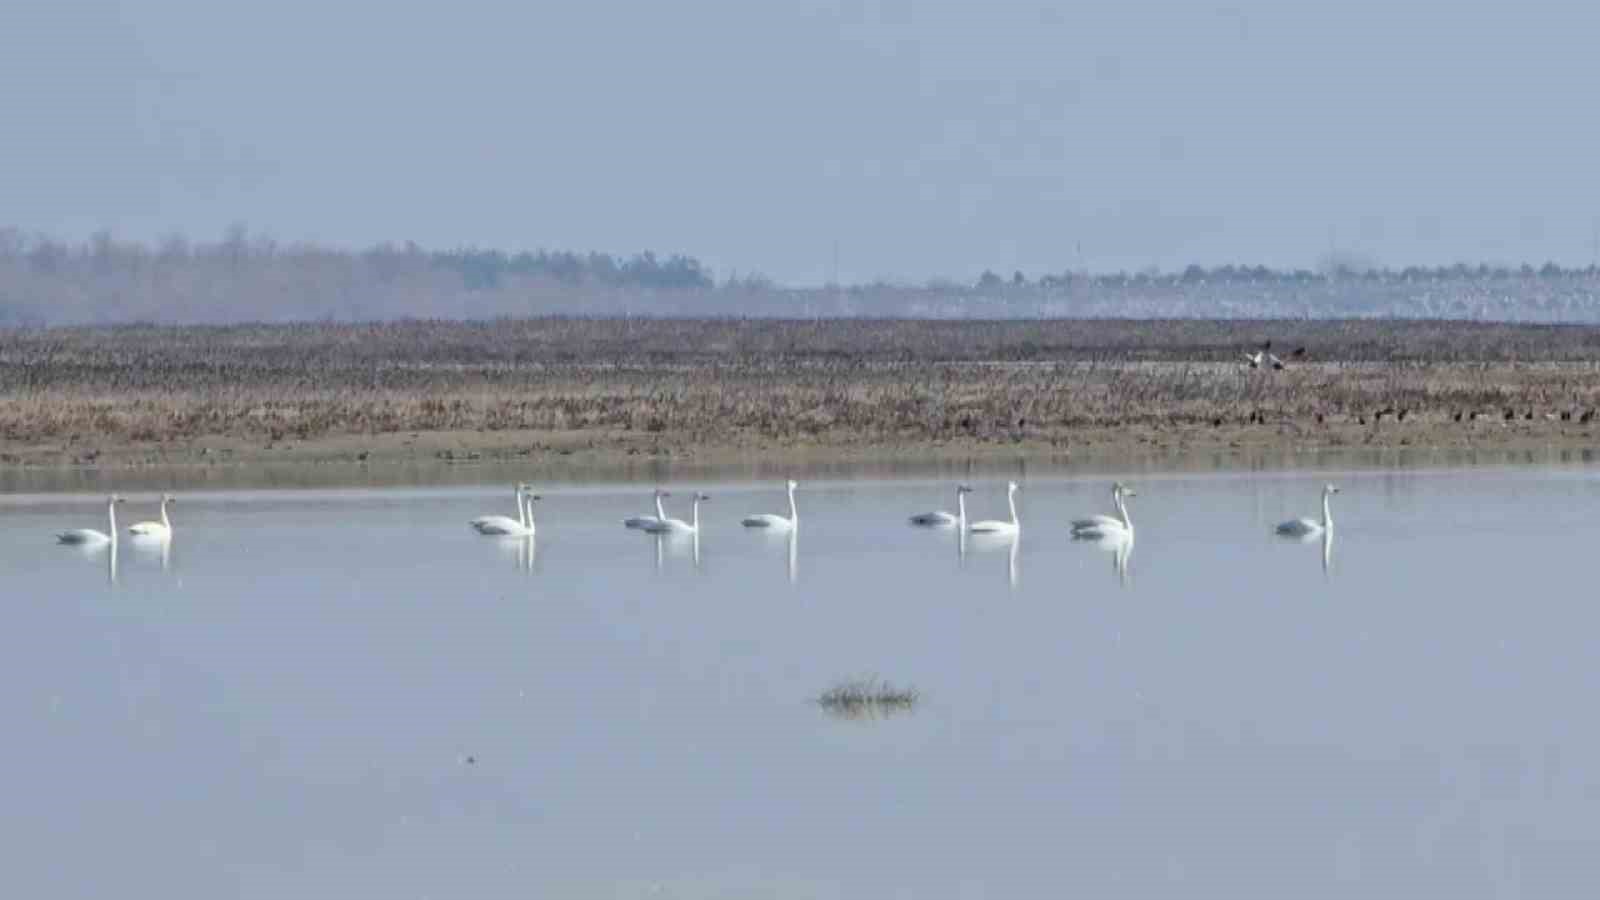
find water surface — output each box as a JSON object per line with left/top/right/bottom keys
{"left": 3, "top": 469, "right": 1598, "bottom": 898}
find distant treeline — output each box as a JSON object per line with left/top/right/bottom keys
{"left": 5, "top": 227, "right": 1600, "bottom": 325}
{"left": 986, "top": 261, "right": 1600, "bottom": 289}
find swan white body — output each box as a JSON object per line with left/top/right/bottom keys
{"left": 643, "top": 492, "right": 708, "bottom": 533}
{"left": 1070, "top": 483, "right": 1135, "bottom": 532}
{"left": 742, "top": 479, "right": 798, "bottom": 530}
{"left": 1072, "top": 484, "right": 1134, "bottom": 539}
{"left": 58, "top": 495, "right": 125, "bottom": 545}
{"left": 128, "top": 494, "right": 175, "bottom": 538}
{"left": 909, "top": 485, "right": 971, "bottom": 527}
{"left": 623, "top": 489, "right": 671, "bottom": 529}
{"left": 1276, "top": 484, "right": 1339, "bottom": 536}
{"left": 471, "top": 483, "right": 534, "bottom": 536}
{"left": 969, "top": 482, "right": 1020, "bottom": 534}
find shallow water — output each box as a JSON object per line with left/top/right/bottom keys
{"left": 4, "top": 469, "right": 1600, "bottom": 897}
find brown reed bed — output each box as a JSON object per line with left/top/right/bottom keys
{"left": 3, "top": 318, "right": 1600, "bottom": 466}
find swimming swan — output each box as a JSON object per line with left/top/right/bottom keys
{"left": 969, "top": 481, "right": 1020, "bottom": 534}
{"left": 624, "top": 488, "right": 671, "bottom": 529}
{"left": 1070, "top": 482, "right": 1136, "bottom": 532}
{"left": 58, "top": 494, "right": 125, "bottom": 545}
{"left": 909, "top": 485, "right": 972, "bottom": 527}
{"left": 127, "top": 494, "right": 176, "bottom": 538}
{"left": 471, "top": 483, "right": 533, "bottom": 536}
{"left": 1276, "top": 484, "right": 1339, "bottom": 537}
{"left": 742, "top": 479, "right": 798, "bottom": 530}
{"left": 1072, "top": 484, "right": 1135, "bottom": 539}
{"left": 643, "top": 492, "right": 709, "bottom": 533}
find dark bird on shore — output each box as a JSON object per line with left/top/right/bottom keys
{"left": 1453, "top": 411, "right": 1463, "bottom": 422}
{"left": 1397, "top": 409, "right": 1408, "bottom": 422}
{"left": 1561, "top": 410, "right": 1572, "bottom": 421}
{"left": 1358, "top": 415, "right": 1367, "bottom": 425}
{"left": 1504, "top": 408, "right": 1515, "bottom": 421}
{"left": 1316, "top": 413, "right": 1325, "bottom": 424}
{"left": 1583, "top": 410, "right": 1596, "bottom": 423}
{"left": 1212, "top": 417, "right": 1223, "bottom": 427}
{"left": 1269, "top": 347, "right": 1307, "bottom": 370}
{"left": 1525, "top": 410, "right": 1534, "bottom": 421}
{"left": 1469, "top": 411, "right": 1479, "bottom": 421}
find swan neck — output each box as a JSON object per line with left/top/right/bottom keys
{"left": 1007, "top": 489, "right": 1018, "bottom": 526}
{"left": 525, "top": 496, "right": 537, "bottom": 534}
{"left": 787, "top": 485, "right": 798, "bottom": 524}
{"left": 691, "top": 498, "right": 700, "bottom": 531}
{"left": 108, "top": 500, "right": 118, "bottom": 539}
{"left": 655, "top": 493, "right": 666, "bottom": 521}
{"left": 1117, "top": 493, "right": 1132, "bottom": 528}
{"left": 957, "top": 491, "right": 967, "bottom": 525}
{"left": 1322, "top": 493, "right": 1333, "bottom": 528}
{"left": 517, "top": 487, "right": 527, "bottom": 529}
{"left": 160, "top": 502, "right": 170, "bottom": 529}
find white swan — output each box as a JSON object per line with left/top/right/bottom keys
{"left": 521, "top": 490, "right": 542, "bottom": 537}
{"left": 470, "top": 483, "right": 533, "bottom": 536}
{"left": 742, "top": 479, "right": 798, "bottom": 530}
{"left": 1072, "top": 484, "right": 1135, "bottom": 539}
{"left": 969, "top": 481, "right": 1020, "bottom": 534}
{"left": 58, "top": 494, "right": 125, "bottom": 545}
{"left": 909, "top": 484, "right": 972, "bottom": 527}
{"left": 623, "top": 488, "right": 671, "bottom": 529}
{"left": 1276, "top": 484, "right": 1339, "bottom": 536}
{"left": 128, "top": 494, "right": 176, "bottom": 538}
{"left": 1070, "top": 482, "right": 1136, "bottom": 532}
{"left": 643, "top": 492, "right": 709, "bottom": 533}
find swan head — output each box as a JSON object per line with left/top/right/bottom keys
{"left": 161, "top": 494, "right": 176, "bottom": 506}
{"left": 108, "top": 494, "right": 125, "bottom": 504}
{"left": 957, "top": 484, "right": 974, "bottom": 494}
{"left": 1324, "top": 484, "right": 1341, "bottom": 495}
{"left": 787, "top": 479, "right": 799, "bottom": 491}
{"left": 695, "top": 492, "right": 712, "bottom": 501}
{"left": 654, "top": 487, "right": 670, "bottom": 497}
{"left": 526, "top": 493, "right": 543, "bottom": 503}
{"left": 1007, "top": 481, "right": 1019, "bottom": 493}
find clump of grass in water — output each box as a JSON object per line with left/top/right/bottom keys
{"left": 816, "top": 676, "right": 920, "bottom": 721}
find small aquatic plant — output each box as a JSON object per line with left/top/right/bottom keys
{"left": 815, "top": 676, "right": 920, "bottom": 721}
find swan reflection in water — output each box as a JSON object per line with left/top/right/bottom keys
{"left": 651, "top": 529, "right": 702, "bottom": 573}
{"left": 1074, "top": 529, "right": 1133, "bottom": 587}
{"left": 1277, "top": 526, "right": 1334, "bottom": 577}
{"left": 495, "top": 535, "right": 538, "bottom": 574}
{"left": 127, "top": 532, "right": 172, "bottom": 572}
{"left": 967, "top": 531, "right": 1019, "bottom": 590}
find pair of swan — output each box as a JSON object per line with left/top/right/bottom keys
{"left": 642, "top": 493, "right": 710, "bottom": 534}
{"left": 470, "top": 483, "right": 541, "bottom": 536}
{"left": 58, "top": 494, "right": 175, "bottom": 544}
{"left": 910, "top": 482, "right": 1021, "bottom": 534}
{"left": 911, "top": 481, "right": 1022, "bottom": 534}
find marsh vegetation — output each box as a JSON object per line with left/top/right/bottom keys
{"left": 4, "top": 318, "right": 1600, "bottom": 465}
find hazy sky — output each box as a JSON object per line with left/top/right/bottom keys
{"left": 7, "top": 0, "right": 1600, "bottom": 283}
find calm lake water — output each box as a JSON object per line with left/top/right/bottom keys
{"left": 4, "top": 467, "right": 1600, "bottom": 898}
